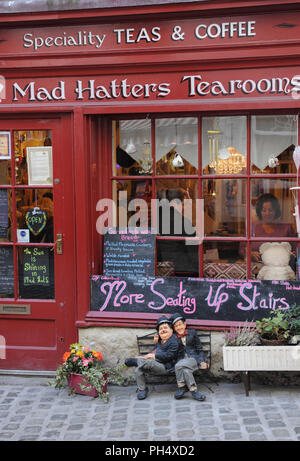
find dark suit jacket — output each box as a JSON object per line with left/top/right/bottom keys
{"left": 178, "top": 329, "right": 205, "bottom": 364}
{"left": 153, "top": 333, "right": 183, "bottom": 371}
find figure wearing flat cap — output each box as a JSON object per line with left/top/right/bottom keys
{"left": 170, "top": 313, "right": 208, "bottom": 401}
{"left": 124, "top": 316, "right": 182, "bottom": 400}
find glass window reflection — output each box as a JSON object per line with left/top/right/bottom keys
{"left": 203, "top": 179, "right": 246, "bottom": 237}
{"left": 155, "top": 118, "right": 198, "bottom": 175}
{"left": 251, "top": 115, "right": 297, "bottom": 174}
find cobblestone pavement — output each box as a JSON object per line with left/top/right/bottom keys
{"left": 0, "top": 375, "right": 300, "bottom": 442}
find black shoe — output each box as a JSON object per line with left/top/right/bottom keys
{"left": 174, "top": 386, "right": 189, "bottom": 400}
{"left": 191, "top": 390, "right": 206, "bottom": 401}
{"left": 137, "top": 387, "right": 149, "bottom": 400}
{"left": 125, "top": 358, "right": 138, "bottom": 367}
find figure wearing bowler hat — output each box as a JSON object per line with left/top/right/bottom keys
{"left": 124, "top": 316, "right": 182, "bottom": 400}
{"left": 170, "top": 313, "right": 208, "bottom": 401}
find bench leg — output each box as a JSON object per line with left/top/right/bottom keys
{"left": 242, "top": 371, "right": 251, "bottom": 396}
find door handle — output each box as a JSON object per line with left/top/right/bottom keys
{"left": 54, "top": 233, "right": 63, "bottom": 254}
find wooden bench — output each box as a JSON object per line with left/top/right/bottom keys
{"left": 136, "top": 330, "right": 217, "bottom": 392}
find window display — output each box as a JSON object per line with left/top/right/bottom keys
{"left": 110, "top": 114, "right": 299, "bottom": 280}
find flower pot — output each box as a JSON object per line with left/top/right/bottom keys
{"left": 67, "top": 373, "right": 107, "bottom": 397}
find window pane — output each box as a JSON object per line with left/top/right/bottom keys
{"left": 202, "top": 116, "right": 247, "bottom": 175}
{"left": 155, "top": 118, "right": 198, "bottom": 175}
{"left": 14, "top": 130, "right": 52, "bottom": 185}
{"left": 251, "top": 242, "right": 297, "bottom": 281}
{"left": 113, "top": 120, "right": 152, "bottom": 176}
{"left": 157, "top": 240, "right": 198, "bottom": 277}
{"left": 203, "top": 242, "right": 251, "bottom": 279}
{"left": 156, "top": 179, "right": 197, "bottom": 236}
{"left": 251, "top": 115, "right": 297, "bottom": 174}
{"left": 18, "top": 246, "right": 54, "bottom": 299}
{"left": 0, "top": 162, "right": 11, "bottom": 185}
{"left": 16, "top": 188, "right": 54, "bottom": 243}
{"left": 113, "top": 179, "right": 152, "bottom": 229}
{"left": 0, "top": 246, "right": 14, "bottom": 298}
{"left": 203, "top": 179, "right": 246, "bottom": 236}
{"left": 0, "top": 189, "right": 12, "bottom": 242}
{"left": 251, "top": 179, "right": 297, "bottom": 238}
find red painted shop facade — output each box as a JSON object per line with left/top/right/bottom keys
{"left": 0, "top": 1, "right": 300, "bottom": 370}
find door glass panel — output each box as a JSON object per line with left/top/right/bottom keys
{"left": 0, "top": 127, "right": 56, "bottom": 301}
{"left": 16, "top": 188, "right": 54, "bottom": 243}
{"left": 0, "top": 188, "right": 12, "bottom": 242}
{"left": 14, "top": 130, "right": 52, "bottom": 185}
{"left": 0, "top": 246, "right": 14, "bottom": 298}
{"left": 0, "top": 131, "right": 11, "bottom": 185}
{"left": 18, "top": 246, "right": 54, "bottom": 299}
{"left": 155, "top": 118, "right": 198, "bottom": 175}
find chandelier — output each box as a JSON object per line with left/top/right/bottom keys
{"left": 208, "top": 130, "right": 246, "bottom": 174}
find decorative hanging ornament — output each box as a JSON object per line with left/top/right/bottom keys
{"left": 25, "top": 207, "right": 47, "bottom": 236}
{"left": 172, "top": 153, "right": 184, "bottom": 168}
{"left": 268, "top": 155, "right": 279, "bottom": 168}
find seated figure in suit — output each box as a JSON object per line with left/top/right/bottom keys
{"left": 170, "top": 313, "right": 208, "bottom": 402}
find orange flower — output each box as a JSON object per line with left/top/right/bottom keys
{"left": 62, "top": 352, "right": 71, "bottom": 362}
{"left": 93, "top": 351, "right": 103, "bottom": 360}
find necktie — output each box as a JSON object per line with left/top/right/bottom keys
{"left": 177, "top": 332, "right": 187, "bottom": 339}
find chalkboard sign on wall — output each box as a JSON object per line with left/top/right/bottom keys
{"left": 91, "top": 275, "right": 300, "bottom": 324}
{"left": 103, "top": 229, "right": 155, "bottom": 278}
{"left": 0, "top": 246, "right": 14, "bottom": 297}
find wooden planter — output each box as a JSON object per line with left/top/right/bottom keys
{"left": 223, "top": 345, "right": 300, "bottom": 396}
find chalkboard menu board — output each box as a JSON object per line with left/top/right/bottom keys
{"left": 0, "top": 246, "right": 14, "bottom": 297}
{"left": 91, "top": 275, "right": 300, "bottom": 324}
{"left": 103, "top": 229, "right": 155, "bottom": 278}
{"left": 19, "top": 246, "right": 54, "bottom": 299}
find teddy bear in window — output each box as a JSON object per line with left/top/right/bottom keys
{"left": 257, "top": 242, "right": 296, "bottom": 281}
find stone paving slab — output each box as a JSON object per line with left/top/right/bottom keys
{"left": 0, "top": 375, "right": 299, "bottom": 441}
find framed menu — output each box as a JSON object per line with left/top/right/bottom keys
{"left": 0, "top": 132, "right": 11, "bottom": 160}
{"left": 27, "top": 146, "right": 53, "bottom": 186}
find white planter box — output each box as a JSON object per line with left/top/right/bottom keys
{"left": 223, "top": 345, "right": 300, "bottom": 371}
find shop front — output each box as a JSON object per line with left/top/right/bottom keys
{"left": 0, "top": 0, "right": 300, "bottom": 371}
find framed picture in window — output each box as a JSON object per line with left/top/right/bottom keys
{"left": 27, "top": 146, "right": 53, "bottom": 186}
{"left": 0, "top": 132, "right": 11, "bottom": 160}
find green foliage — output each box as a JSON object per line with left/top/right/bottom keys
{"left": 48, "top": 343, "right": 125, "bottom": 402}
{"left": 282, "top": 305, "right": 300, "bottom": 335}
{"left": 255, "top": 309, "right": 290, "bottom": 341}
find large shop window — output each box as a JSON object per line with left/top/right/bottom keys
{"left": 0, "top": 130, "right": 54, "bottom": 299}
{"left": 111, "top": 115, "right": 298, "bottom": 280}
